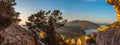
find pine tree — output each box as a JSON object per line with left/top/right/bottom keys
{"left": 0, "top": 0, "right": 21, "bottom": 26}
{"left": 26, "top": 10, "right": 68, "bottom": 45}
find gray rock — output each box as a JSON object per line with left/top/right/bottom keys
{"left": 0, "top": 24, "right": 42, "bottom": 45}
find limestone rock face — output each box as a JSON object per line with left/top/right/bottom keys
{"left": 0, "top": 24, "right": 41, "bottom": 45}
{"left": 106, "top": 0, "right": 120, "bottom": 22}
{"left": 95, "top": 1, "right": 120, "bottom": 45}
{"left": 96, "top": 25, "right": 120, "bottom": 45}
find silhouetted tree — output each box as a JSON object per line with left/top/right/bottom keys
{"left": 26, "top": 10, "right": 66, "bottom": 30}
{"left": 0, "top": 0, "right": 21, "bottom": 26}
{"left": 26, "top": 10, "right": 68, "bottom": 45}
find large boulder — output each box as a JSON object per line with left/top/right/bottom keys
{"left": 96, "top": 25, "right": 120, "bottom": 45}
{"left": 0, "top": 24, "right": 42, "bottom": 45}
{"left": 85, "top": 22, "right": 120, "bottom": 45}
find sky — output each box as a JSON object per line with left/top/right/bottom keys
{"left": 15, "top": 0, "right": 116, "bottom": 24}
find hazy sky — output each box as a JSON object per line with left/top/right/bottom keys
{"left": 15, "top": 0, "right": 116, "bottom": 24}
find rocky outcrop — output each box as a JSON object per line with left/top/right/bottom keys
{"left": 96, "top": 24, "right": 120, "bottom": 45}
{"left": 0, "top": 24, "right": 42, "bottom": 45}
{"left": 93, "top": 0, "right": 120, "bottom": 45}
{"left": 93, "top": 22, "right": 120, "bottom": 45}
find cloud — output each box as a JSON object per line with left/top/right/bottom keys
{"left": 83, "top": 0, "right": 97, "bottom": 2}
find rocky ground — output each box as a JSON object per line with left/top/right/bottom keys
{"left": 0, "top": 24, "right": 42, "bottom": 45}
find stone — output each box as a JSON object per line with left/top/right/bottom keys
{"left": 0, "top": 24, "right": 42, "bottom": 45}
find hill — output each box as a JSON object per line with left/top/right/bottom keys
{"left": 56, "top": 20, "right": 100, "bottom": 37}
{"left": 66, "top": 20, "right": 100, "bottom": 30}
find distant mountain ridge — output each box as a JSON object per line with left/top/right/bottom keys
{"left": 66, "top": 20, "right": 100, "bottom": 30}
{"left": 56, "top": 20, "right": 100, "bottom": 37}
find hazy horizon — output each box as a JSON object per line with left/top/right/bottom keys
{"left": 14, "top": 0, "right": 116, "bottom": 24}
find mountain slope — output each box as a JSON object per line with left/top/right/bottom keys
{"left": 56, "top": 20, "right": 100, "bottom": 37}
{"left": 66, "top": 20, "right": 100, "bottom": 30}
